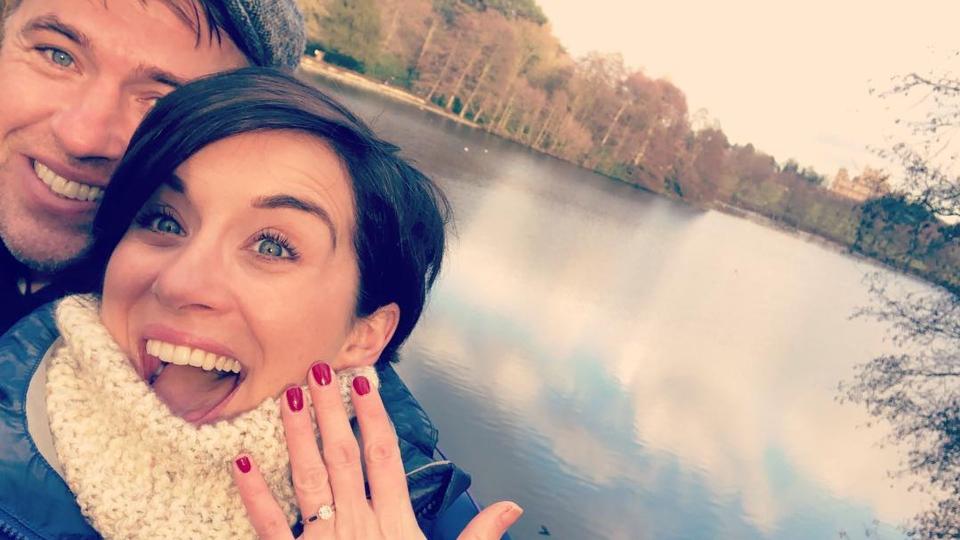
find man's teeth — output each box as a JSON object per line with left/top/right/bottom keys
{"left": 33, "top": 161, "right": 103, "bottom": 201}
{"left": 145, "top": 339, "right": 241, "bottom": 374}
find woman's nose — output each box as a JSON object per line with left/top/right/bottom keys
{"left": 150, "top": 239, "right": 231, "bottom": 313}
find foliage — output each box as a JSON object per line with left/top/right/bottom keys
{"left": 321, "top": 49, "right": 365, "bottom": 72}
{"left": 366, "top": 53, "right": 414, "bottom": 88}
{"left": 319, "top": 0, "right": 382, "bottom": 67}
{"left": 840, "top": 276, "right": 960, "bottom": 539}
{"left": 296, "top": 0, "right": 956, "bottom": 289}
{"left": 459, "top": 0, "right": 547, "bottom": 24}
{"left": 842, "top": 58, "right": 960, "bottom": 539}
{"left": 875, "top": 72, "right": 960, "bottom": 220}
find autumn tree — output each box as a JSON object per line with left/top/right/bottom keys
{"left": 842, "top": 60, "right": 960, "bottom": 538}
{"left": 378, "top": 0, "right": 433, "bottom": 69}
{"left": 459, "top": 0, "right": 547, "bottom": 24}
{"left": 298, "top": 0, "right": 329, "bottom": 47}
{"left": 450, "top": 9, "right": 514, "bottom": 118}
{"left": 321, "top": 0, "right": 382, "bottom": 67}
{"left": 840, "top": 274, "right": 960, "bottom": 539}
{"left": 685, "top": 127, "right": 731, "bottom": 202}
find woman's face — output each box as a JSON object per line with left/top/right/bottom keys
{"left": 101, "top": 131, "right": 393, "bottom": 424}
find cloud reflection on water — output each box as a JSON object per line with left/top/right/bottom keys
{"left": 402, "top": 178, "right": 933, "bottom": 538}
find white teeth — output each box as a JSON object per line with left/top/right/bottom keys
{"left": 145, "top": 339, "right": 240, "bottom": 375}
{"left": 33, "top": 161, "right": 103, "bottom": 201}
{"left": 52, "top": 176, "right": 67, "bottom": 193}
{"left": 63, "top": 180, "right": 80, "bottom": 198}
{"left": 201, "top": 352, "right": 216, "bottom": 371}
{"left": 189, "top": 348, "right": 206, "bottom": 368}
{"left": 159, "top": 342, "right": 174, "bottom": 361}
{"left": 173, "top": 345, "right": 191, "bottom": 365}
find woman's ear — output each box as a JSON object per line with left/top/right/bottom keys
{"left": 338, "top": 303, "right": 400, "bottom": 367}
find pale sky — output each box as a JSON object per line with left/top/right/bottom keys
{"left": 537, "top": 0, "right": 959, "bottom": 179}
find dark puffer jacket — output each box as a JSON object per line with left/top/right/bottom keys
{"left": 0, "top": 303, "right": 469, "bottom": 539}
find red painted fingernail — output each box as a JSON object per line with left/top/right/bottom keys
{"left": 353, "top": 375, "right": 371, "bottom": 396}
{"left": 235, "top": 456, "right": 251, "bottom": 474}
{"left": 285, "top": 386, "right": 303, "bottom": 412}
{"left": 311, "top": 362, "right": 332, "bottom": 386}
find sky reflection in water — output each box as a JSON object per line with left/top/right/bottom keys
{"left": 314, "top": 79, "right": 933, "bottom": 540}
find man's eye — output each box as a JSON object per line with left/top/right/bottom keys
{"left": 42, "top": 48, "right": 74, "bottom": 68}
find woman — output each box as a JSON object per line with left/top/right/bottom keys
{"left": 0, "top": 68, "right": 519, "bottom": 539}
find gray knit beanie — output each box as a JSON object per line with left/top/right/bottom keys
{"left": 220, "top": 0, "right": 305, "bottom": 69}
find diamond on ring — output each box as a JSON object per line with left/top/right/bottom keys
{"left": 304, "top": 503, "right": 335, "bottom": 524}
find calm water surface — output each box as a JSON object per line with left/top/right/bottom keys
{"left": 310, "top": 76, "right": 932, "bottom": 540}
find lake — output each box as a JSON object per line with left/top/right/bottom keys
{"left": 307, "top": 74, "right": 933, "bottom": 540}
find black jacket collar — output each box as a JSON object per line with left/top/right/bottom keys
{"left": 0, "top": 247, "right": 64, "bottom": 336}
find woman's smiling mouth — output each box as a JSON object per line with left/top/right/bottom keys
{"left": 139, "top": 337, "right": 245, "bottom": 424}
{"left": 145, "top": 339, "right": 241, "bottom": 378}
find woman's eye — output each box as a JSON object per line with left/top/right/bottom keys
{"left": 255, "top": 238, "right": 293, "bottom": 258}
{"left": 147, "top": 216, "right": 183, "bottom": 235}
{"left": 42, "top": 48, "right": 74, "bottom": 68}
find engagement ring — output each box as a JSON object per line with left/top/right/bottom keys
{"left": 304, "top": 503, "right": 335, "bottom": 524}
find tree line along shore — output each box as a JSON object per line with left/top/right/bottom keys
{"left": 299, "top": 0, "right": 960, "bottom": 293}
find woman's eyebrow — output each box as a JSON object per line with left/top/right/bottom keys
{"left": 164, "top": 174, "right": 186, "bottom": 193}
{"left": 252, "top": 194, "right": 337, "bottom": 249}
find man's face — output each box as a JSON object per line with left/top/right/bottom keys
{"left": 0, "top": 0, "right": 247, "bottom": 272}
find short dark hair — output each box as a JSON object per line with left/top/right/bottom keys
{"left": 70, "top": 68, "right": 450, "bottom": 365}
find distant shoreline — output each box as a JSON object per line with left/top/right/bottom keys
{"left": 300, "top": 62, "right": 849, "bottom": 246}
{"left": 298, "top": 57, "right": 954, "bottom": 293}
{"left": 300, "top": 57, "right": 662, "bottom": 192}
{"left": 300, "top": 58, "right": 478, "bottom": 129}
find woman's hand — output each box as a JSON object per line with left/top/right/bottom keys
{"left": 232, "top": 362, "right": 522, "bottom": 539}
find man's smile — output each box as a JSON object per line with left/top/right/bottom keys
{"left": 33, "top": 160, "right": 104, "bottom": 202}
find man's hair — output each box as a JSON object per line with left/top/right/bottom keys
{"left": 67, "top": 68, "right": 450, "bottom": 366}
{"left": 1, "top": 0, "right": 10, "bottom": 40}
{"left": 1, "top": 0, "right": 304, "bottom": 69}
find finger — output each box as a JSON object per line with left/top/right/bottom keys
{"left": 308, "top": 363, "right": 369, "bottom": 532}
{"left": 280, "top": 386, "right": 335, "bottom": 535}
{"left": 457, "top": 502, "right": 523, "bottom": 540}
{"left": 351, "top": 374, "right": 414, "bottom": 533}
{"left": 232, "top": 455, "right": 296, "bottom": 540}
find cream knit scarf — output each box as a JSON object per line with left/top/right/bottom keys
{"left": 46, "top": 295, "right": 378, "bottom": 539}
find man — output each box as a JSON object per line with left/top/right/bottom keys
{"left": 0, "top": 0, "right": 305, "bottom": 332}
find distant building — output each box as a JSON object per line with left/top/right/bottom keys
{"left": 830, "top": 167, "right": 890, "bottom": 202}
